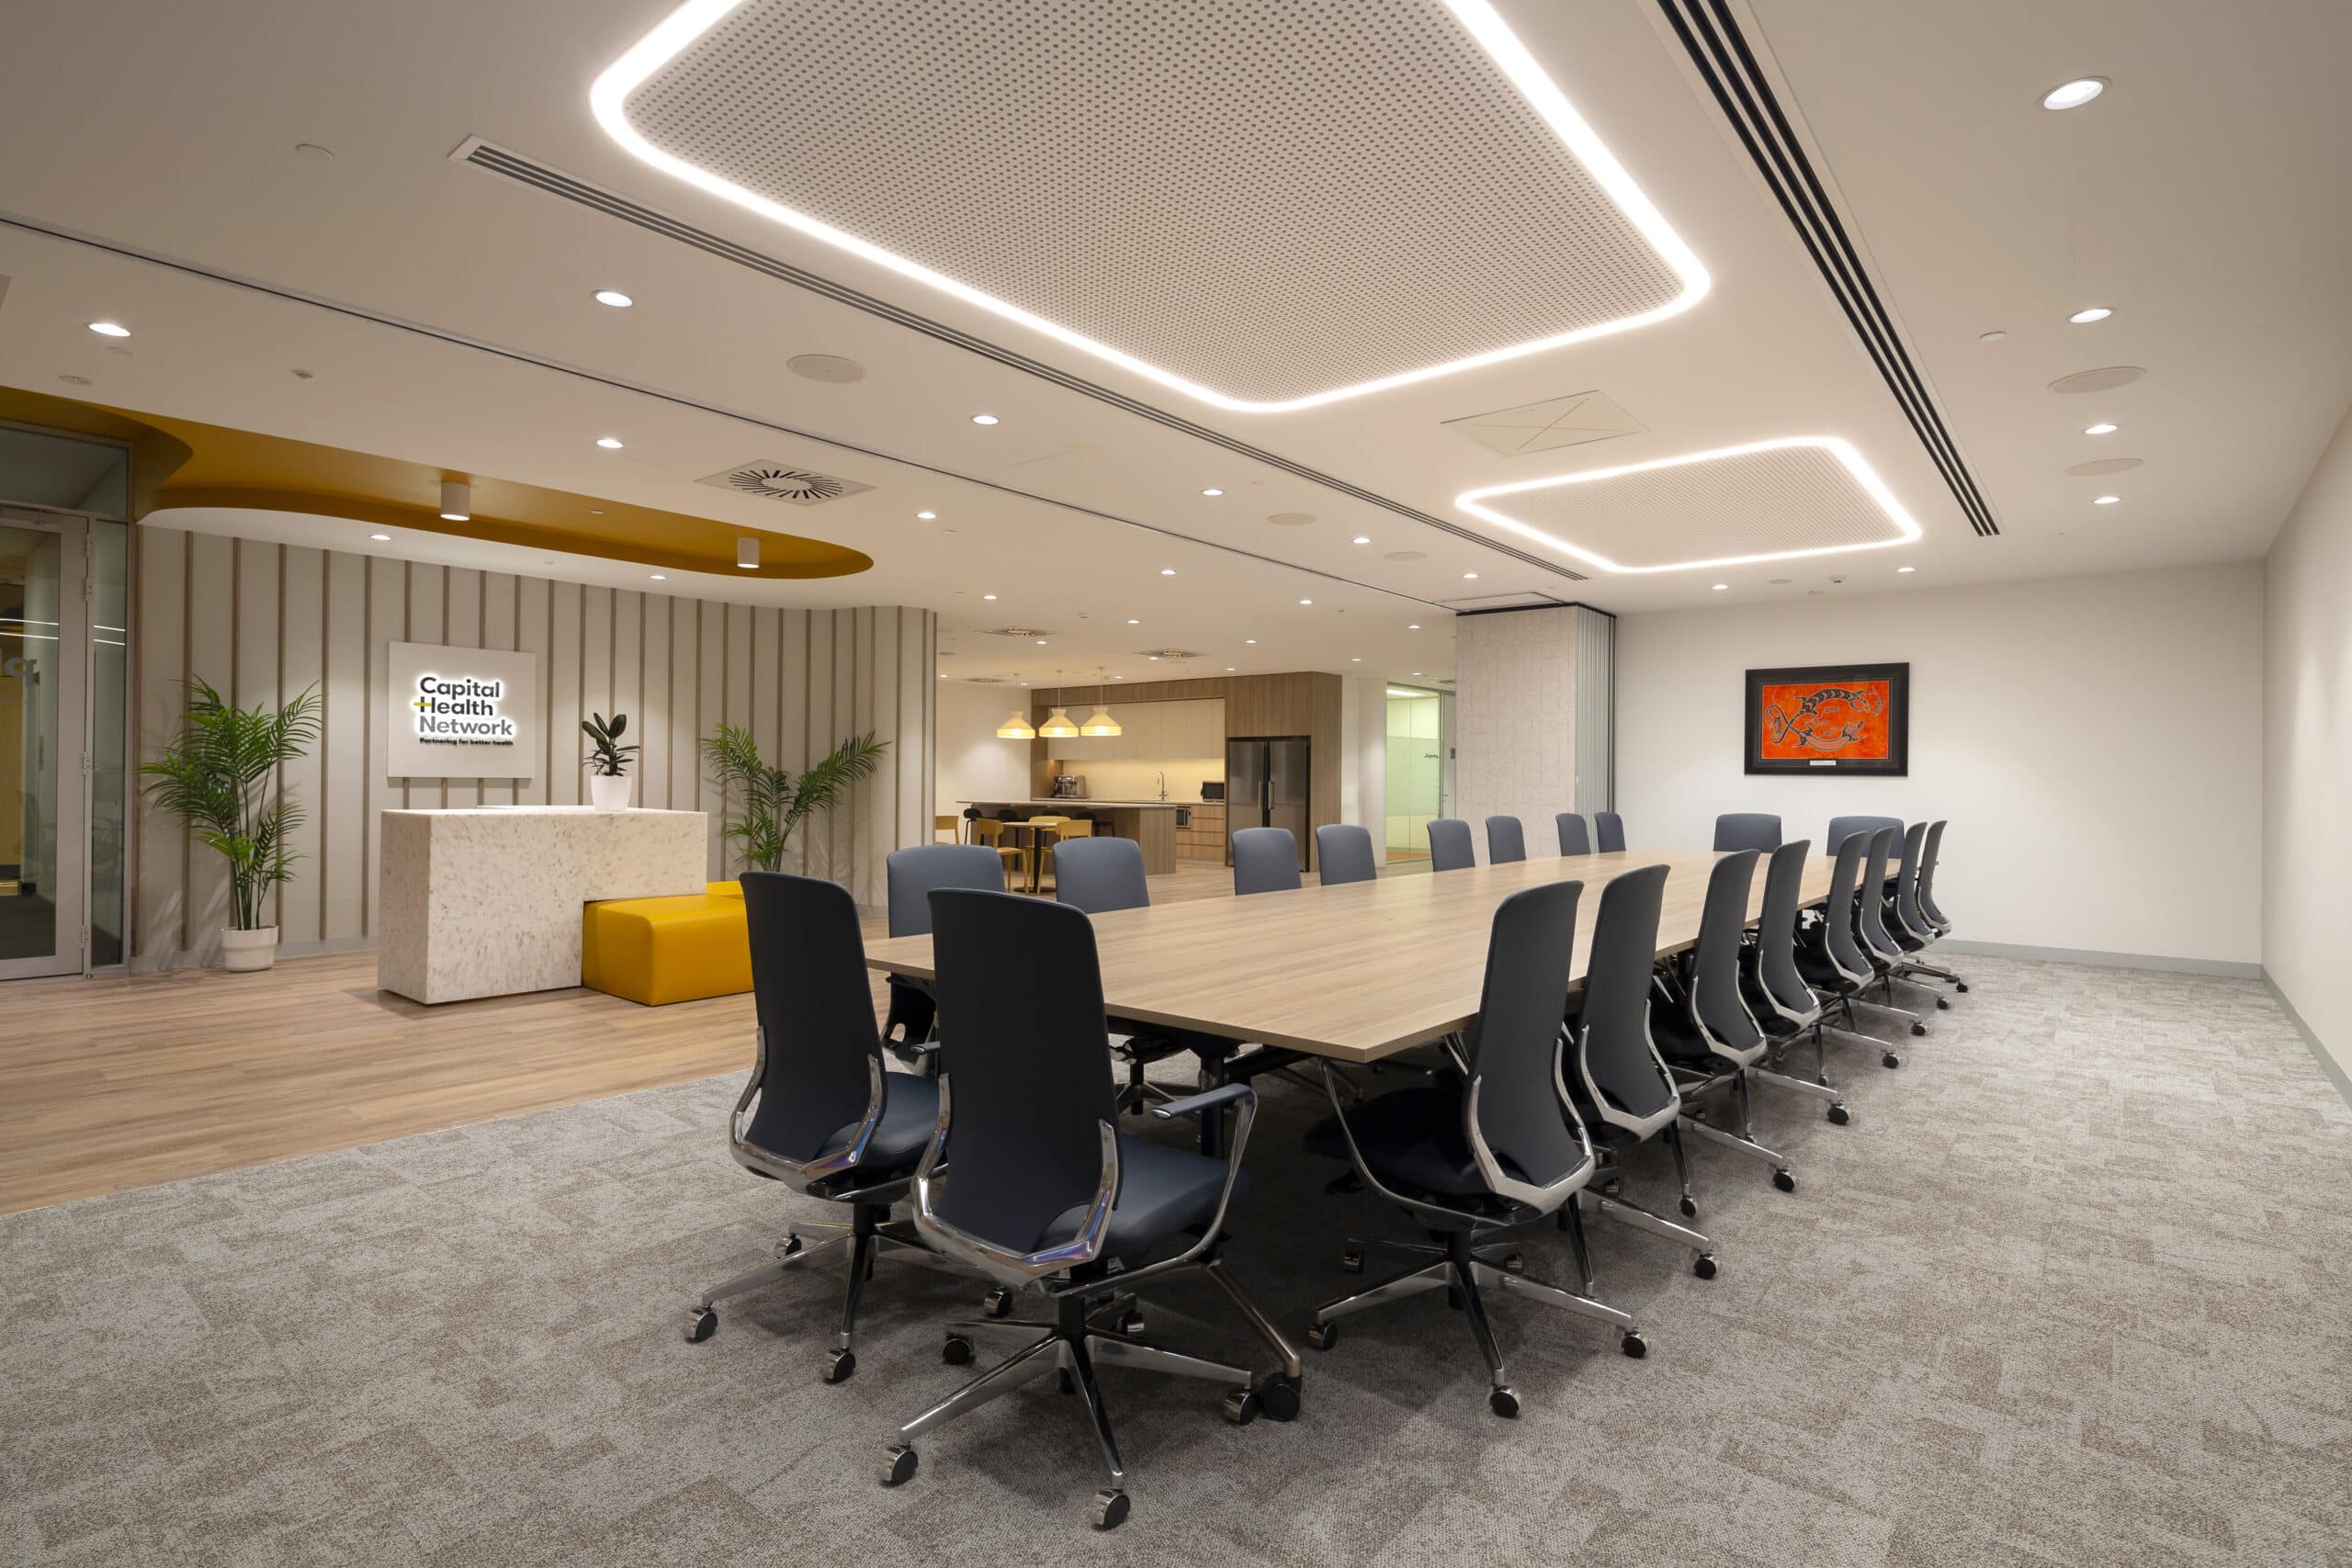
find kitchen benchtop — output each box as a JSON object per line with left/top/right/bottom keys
{"left": 956, "top": 797, "right": 1216, "bottom": 809}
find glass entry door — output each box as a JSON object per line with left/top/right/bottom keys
{"left": 0, "top": 515, "right": 86, "bottom": 978}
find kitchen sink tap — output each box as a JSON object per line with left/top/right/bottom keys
{"left": 1157, "top": 770, "right": 1167, "bottom": 801}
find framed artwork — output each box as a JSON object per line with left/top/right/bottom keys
{"left": 1744, "top": 662, "right": 1909, "bottom": 776}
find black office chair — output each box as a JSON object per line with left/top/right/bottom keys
{"left": 1738, "top": 840, "right": 1851, "bottom": 1124}
{"left": 1057, "top": 835, "right": 1227, "bottom": 1115}
{"left": 1647, "top": 851, "right": 1797, "bottom": 1192}
{"left": 1919, "top": 819, "right": 1956, "bottom": 937}
{"left": 1560, "top": 862, "right": 1719, "bottom": 1257}
{"left": 1853, "top": 826, "right": 1929, "bottom": 1036}
{"left": 1303, "top": 880, "right": 1648, "bottom": 1416}
{"left": 1484, "top": 815, "right": 1527, "bottom": 864}
{"left": 1555, "top": 812, "right": 1591, "bottom": 856}
{"left": 1594, "top": 810, "right": 1626, "bottom": 852}
{"left": 1712, "top": 812, "right": 1782, "bottom": 852}
{"left": 1231, "top": 826, "right": 1303, "bottom": 895}
{"left": 1826, "top": 815, "right": 1902, "bottom": 860}
{"left": 881, "top": 845, "right": 1011, "bottom": 1066}
{"left": 1796, "top": 829, "right": 1911, "bottom": 1067}
{"left": 684, "top": 873, "right": 956, "bottom": 1381}
{"left": 1891, "top": 820, "right": 1967, "bottom": 997}
{"left": 1315, "top": 823, "right": 1378, "bottom": 886}
{"left": 1427, "top": 817, "right": 1476, "bottom": 872}
{"left": 883, "top": 889, "right": 1299, "bottom": 1529}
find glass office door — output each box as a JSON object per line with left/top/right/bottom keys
{"left": 0, "top": 515, "right": 87, "bottom": 978}
{"left": 1385, "top": 688, "right": 1442, "bottom": 860}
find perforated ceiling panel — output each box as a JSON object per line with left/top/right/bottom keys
{"left": 1455, "top": 438, "right": 1920, "bottom": 574}
{"left": 600, "top": 0, "right": 1706, "bottom": 412}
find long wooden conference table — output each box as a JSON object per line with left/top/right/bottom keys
{"left": 863, "top": 850, "right": 1834, "bottom": 1064}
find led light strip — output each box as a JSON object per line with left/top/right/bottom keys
{"left": 1453, "top": 436, "right": 1921, "bottom": 574}
{"left": 590, "top": 0, "right": 1710, "bottom": 414}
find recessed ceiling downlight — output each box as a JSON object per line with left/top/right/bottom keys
{"left": 2085, "top": 423, "right": 2118, "bottom": 435}
{"left": 86, "top": 321, "right": 130, "bottom": 338}
{"left": 970, "top": 413, "right": 999, "bottom": 425}
{"left": 2068, "top": 307, "right": 2113, "bottom": 324}
{"left": 2041, "top": 76, "right": 2109, "bottom": 111}
{"left": 594, "top": 289, "right": 635, "bottom": 308}
{"left": 2094, "top": 495, "right": 2120, "bottom": 505}
{"left": 596, "top": 436, "right": 625, "bottom": 449}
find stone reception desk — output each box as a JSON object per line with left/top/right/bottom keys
{"left": 377, "top": 807, "right": 707, "bottom": 1004}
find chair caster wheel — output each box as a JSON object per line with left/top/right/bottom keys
{"left": 1500, "top": 1252, "right": 1524, "bottom": 1274}
{"left": 1826, "top": 1103, "right": 1851, "bottom": 1126}
{"left": 1772, "top": 1168, "right": 1796, "bottom": 1193}
{"left": 1679, "top": 1195, "right": 1699, "bottom": 1219}
{"left": 1620, "top": 1331, "right": 1649, "bottom": 1359}
{"left": 981, "top": 1288, "right": 1012, "bottom": 1319}
{"left": 684, "top": 1308, "right": 717, "bottom": 1344}
{"left": 1488, "top": 1385, "right": 1521, "bottom": 1417}
{"left": 943, "top": 1334, "right": 974, "bottom": 1366}
{"left": 1115, "top": 1308, "right": 1146, "bottom": 1336}
{"left": 822, "top": 1348, "right": 856, "bottom": 1383}
{"left": 1910, "top": 1021, "right": 1928, "bottom": 1037}
{"left": 880, "top": 1444, "right": 917, "bottom": 1487}
{"left": 1693, "top": 1253, "right": 1718, "bottom": 1280}
{"left": 1306, "top": 1320, "right": 1339, "bottom": 1351}
{"left": 1883, "top": 1051, "right": 1902, "bottom": 1069}
{"left": 1340, "top": 1249, "right": 1363, "bottom": 1275}
{"left": 1222, "top": 1388, "right": 1260, "bottom": 1426}
{"left": 1257, "top": 1378, "right": 1302, "bottom": 1422}
{"left": 1936, "top": 997, "right": 1951, "bottom": 1010}
{"left": 780, "top": 1233, "right": 805, "bottom": 1258}
{"left": 1956, "top": 982, "right": 1970, "bottom": 994}
{"left": 1092, "top": 1488, "right": 1130, "bottom": 1529}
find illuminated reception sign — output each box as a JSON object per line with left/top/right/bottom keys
{"left": 385, "top": 641, "right": 539, "bottom": 781}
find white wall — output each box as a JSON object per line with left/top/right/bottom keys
{"left": 1618, "top": 563, "right": 2264, "bottom": 968}
{"left": 934, "top": 680, "right": 1034, "bottom": 809}
{"left": 2264, "top": 405, "right": 2352, "bottom": 1080}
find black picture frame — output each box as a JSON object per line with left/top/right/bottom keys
{"left": 1743, "top": 662, "right": 1910, "bottom": 777}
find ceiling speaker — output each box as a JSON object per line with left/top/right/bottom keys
{"left": 2048, "top": 366, "right": 2146, "bottom": 395}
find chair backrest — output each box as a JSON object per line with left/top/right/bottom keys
{"left": 1594, "top": 810, "right": 1626, "bottom": 852}
{"left": 1826, "top": 815, "right": 1902, "bottom": 857}
{"left": 1753, "top": 840, "right": 1818, "bottom": 1018}
{"left": 1817, "top": 829, "right": 1871, "bottom": 981}
{"left": 1484, "top": 815, "right": 1527, "bottom": 864}
{"left": 1857, "top": 826, "right": 1901, "bottom": 958}
{"left": 1713, "top": 812, "right": 1782, "bottom": 852}
{"left": 738, "top": 872, "right": 887, "bottom": 1162}
{"left": 1314, "top": 823, "right": 1378, "bottom": 886}
{"left": 926, "top": 888, "right": 1120, "bottom": 1253}
{"left": 1576, "top": 863, "right": 1677, "bottom": 1122}
{"left": 1919, "top": 819, "right": 1951, "bottom": 925}
{"left": 1461, "top": 880, "right": 1587, "bottom": 1201}
{"left": 1894, "top": 820, "right": 1931, "bottom": 939}
{"left": 1052, "top": 834, "right": 1150, "bottom": 915}
{"left": 1232, "top": 826, "right": 1303, "bottom": 895}
{"left": 1690, "top": 850, "right": 1765, "bottom": 1052}
{"left": 1427, "top": 817, "right": 1476, "bottom": 872}
{"left": 886, "top": 843, "right": 1012, "bottom": 938}
{"left": 1555, "top": 812, "right": 1591, "bottom": 856}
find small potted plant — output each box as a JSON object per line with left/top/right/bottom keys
{"left": 140, "top": 678, "right": 323, "bottom": 972}
{"left": 582, "top": 711, "right": 638, "bottom": 811}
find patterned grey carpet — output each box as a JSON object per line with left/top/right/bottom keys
{"left": 6, "top": 957, "right": 2350, "bottom": 1565}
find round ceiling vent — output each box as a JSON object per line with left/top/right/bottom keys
{"left": 1266, "top": 512, "right": 1317, "bottom": 526}
{"left": 786, "top": 353, "right": 866, "bottom": 383}
{"left": 722, "top": 465, "right": 853, "bottom": 502}
{"left": 2065, "top": 457, "right": 2143, "bottom": 476}
{"left": 1384, "top": 549, "right": 1430, "bottom": 562}
{"left": 1136, "top": 649, "right": 1203, "bottom": 660}
{"left": 2048, "top": 366, "right": 2145, "bottom": 395}
{"left": 981, "top": 626, "right": 1057, "bottom": 638}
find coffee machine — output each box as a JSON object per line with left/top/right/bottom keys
{"left": 1050, "top": 773, "right": 1085, "bottom": 799}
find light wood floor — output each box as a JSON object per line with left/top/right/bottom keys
{"left": 0, "top": 855, "right": 1340, "bottom": 1215}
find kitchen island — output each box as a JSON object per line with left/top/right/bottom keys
{"left": 956, "top": 798, "right": 1192, "bottom": 874}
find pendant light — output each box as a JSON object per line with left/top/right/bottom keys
{"left": 1078, "top": 668, "right": 1121, "bottom": 736}
{"left": 995, "top": 709, "right": 1037, "bottom": 739}
{"left": 1037, "top": 707, "right": 1080, "bottom": 739}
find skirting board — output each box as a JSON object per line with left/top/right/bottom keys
{"left": 2265, "top": 970, "right": 2352, "bottom": 1111}
{"left": 1934, "top": 939, "right": 2261, "bottom": 979}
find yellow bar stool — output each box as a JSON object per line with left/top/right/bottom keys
{"left": 968, "top": 818, "right": 1025, "bottom": 892}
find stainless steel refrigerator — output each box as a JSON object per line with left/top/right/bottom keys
{"left": 1225, "top": 737, "right": 1311, "bottom": 869}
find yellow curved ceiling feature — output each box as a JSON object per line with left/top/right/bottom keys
{"left": 0, "top": 389, "right": 872, "bottom": 580}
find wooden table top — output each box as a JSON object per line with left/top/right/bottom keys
{"left": 864, "top": 850, "right": 1835, "bottom": 1065}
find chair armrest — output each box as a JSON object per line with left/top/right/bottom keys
{"left": 1147, "top": 1082, "right": 1252, "bottom": 1122}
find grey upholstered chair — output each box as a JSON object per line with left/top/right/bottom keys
{"left": 1594, "top": 811, "right": 1626, "bottom": 852}
{"left": 1314, "top": 823, "right": 1378, "bottom": 886}
{"left": 1555, "top": 813, "right": 1591, "bottom": 856}
{"left": 1712, "top": 813, "right": 1782, "bottom": 852}
{"left": 1231, "top": 827, "right": 1303, "bottom": 896}
{"left": 1485, "top": 815, "right": 1527, "bottom": 864}
{"left": 1426, "top": 817, "right": 1475, "bottom": 872}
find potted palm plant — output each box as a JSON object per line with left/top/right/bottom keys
{"left": 582, "top": 711, "right": 637, "bottom": 811}
{"left": 699, "top": 725, "right": 888, "bottom": 872}
{"left": 140, "top": 678, "right": 324, "bottom": 972}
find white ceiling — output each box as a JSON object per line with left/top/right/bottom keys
{"left": 0, "top": 0, "right": 2344, "bottom": 691}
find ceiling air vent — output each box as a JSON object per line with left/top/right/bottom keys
{"left": 695, "top": 459, "right": 874, "bottom": 504}
{"left": 1135, "top": 649, "right": 1203, "bottom": 661}
{"left": 980, "top": 626, "right": 1057, "bottom": 639}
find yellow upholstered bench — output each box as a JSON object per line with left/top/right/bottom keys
{"left": 581, "top": 881, "right": 751, "bottom": 1006}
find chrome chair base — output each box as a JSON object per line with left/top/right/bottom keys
{"left": 1581, "top": 1188, "right": 1718, "bottom": 1274}
{"left": 1675, "top": 1067, "right": 1797, "bottom": 1190}
{"left": 881, "top": 1254, "right": 1297, "bottom": 1528}
{"left": 1311, "top": 1221, "right": 1645, "bottom": 1416}
{"left": 684, "top": 1207, "right": 976, "bottom": 1378}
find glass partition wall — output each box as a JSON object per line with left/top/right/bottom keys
{"left": 1384, "top": 686, "right": 1443, "bottom": 862}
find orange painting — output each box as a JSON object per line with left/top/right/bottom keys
{"left": 1758, "top": 679, "right": 1893, "bottom": 761}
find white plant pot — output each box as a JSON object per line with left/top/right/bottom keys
{"left": 589, "top": 773, "right": 632, "bottom": 812}
{"left": 220, "top": 925, "right": 279, "bottom": 973}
